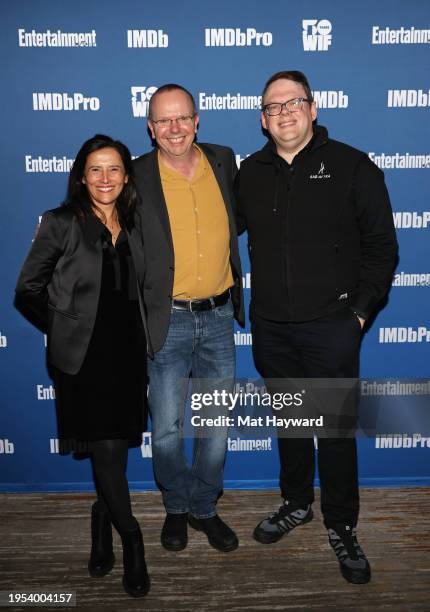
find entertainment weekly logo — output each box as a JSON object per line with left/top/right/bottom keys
{"left": 302, "top": 19, "right": 332, "bottom": 51}
{"left": 369, "top": 152, "right": 430, "bottom": 169}
{"left": 199, "top": 92, "right": 261, "bottom": 111}
{"left": 361, "top": 379, "right": 430, "bottom": 396}
{"left": 18, "top": 28, "right": 97, "bottom": 47}
{"left": 131, "top": 86, "right": 158, "bottom": 117}
{"left": 36, "top": 384, "right": 55, "bottom": 400}
{"left": 234, "top": 332, "right": 252, "bottom": 346}
{"left": 392, "top": 272, "right": 430, "bottom": 288}
{"left": 25, "top": 155, "right": 74, "bottom": 173}
{"left": 372, "top": 26, "right": 430, "bottom": 45}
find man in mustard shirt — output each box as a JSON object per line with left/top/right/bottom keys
{"left": 133, "top": 84, "right": 244, "bottom": 553}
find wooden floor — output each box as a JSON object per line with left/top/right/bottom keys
{"left": 1, "top": 489, "right": 429, "bottom": 611}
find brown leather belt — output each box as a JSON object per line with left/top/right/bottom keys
{"left": 172, "top": 289, "right": 230, "bottom": 312}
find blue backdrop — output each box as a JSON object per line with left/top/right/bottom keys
{"left": 1, "top": 0, "right": 429, "bottom": 491}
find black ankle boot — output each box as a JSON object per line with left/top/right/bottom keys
{"left": 121, "top": 523, "right": 150, "bottom": 598}
{"left": 88, "top": 503, "right": 115, "bottom": 577}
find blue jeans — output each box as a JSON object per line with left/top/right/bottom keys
{"left": 147, "top": 300, "right": 235, "bottom": 518}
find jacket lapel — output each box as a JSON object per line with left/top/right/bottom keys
{"left": 127, "top": 224, "right": 145, "bottom": 285}
{"left": 200, "top": 143, "right": 233, "bottom": 215}
{"left": 140, "top": 150, "right": 174, "bottom": 252}
{"left": 80, "top": 213, "right": 104, "bottom": 247}
{"left": 199, "top": 143, "right": 238, "bottom": 243}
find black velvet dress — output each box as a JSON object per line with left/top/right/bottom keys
{"left": 53, "top": 225, "right": 147, "bottom": 444}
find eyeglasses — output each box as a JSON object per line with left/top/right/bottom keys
{"left": 150, "top": 114, "right": 196, "bottom": 128}
{"left": 262, "top": 97, "right": 311, "bottom": 116}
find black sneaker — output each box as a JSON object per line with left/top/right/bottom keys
{"left": 327, "top": 524, "right": 371, "bottom": 584}
{"left": 253, "top": 501, "right": 313, "bottom": 544}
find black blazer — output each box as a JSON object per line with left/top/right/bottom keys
{"left": 133, "top": 143, "right": 245, "bottom": 354}
{"left": 15, "top": 207, "right": 151, "bottom": 375}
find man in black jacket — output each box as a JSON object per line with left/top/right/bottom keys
{"left": 235, "top": 71, "right": 398, "bottom": 584}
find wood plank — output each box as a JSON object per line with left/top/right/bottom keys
{"left": 0, "top": 489, "right": 429, "bottom": 611}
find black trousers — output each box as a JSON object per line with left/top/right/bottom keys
{"left": 90, "top": 438, "right": 136, "bottom": 533}
{"left": 251, "top": 307, "right": 362, "bottom": 527}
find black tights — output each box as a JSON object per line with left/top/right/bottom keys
{"left": 90, "top": 438, "right": 136, "bottom": 533}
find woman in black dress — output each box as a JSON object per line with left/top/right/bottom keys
{"left": 16, "top": 134, "right": 150, "bottom": 598}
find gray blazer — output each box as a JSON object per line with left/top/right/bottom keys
{"left": 15, "top": 207, "right": 151, "bottom": 374}
{"left": 133, "top": 143, "right": 245, "bottom": 354}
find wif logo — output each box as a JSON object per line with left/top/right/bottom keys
{"left": 310, "top": 161, "right": 331, "bottom": 179}
{"left": 302, "top": 19, "right": 332, "bottom": 51}
{"left": 131, "top": 86, "right": 158, "bottom": 117}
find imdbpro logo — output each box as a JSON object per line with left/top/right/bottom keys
{"left": 204, "top": 28, "right": 272, "bottom": 46}
{"left": 32, "top": 92, "right": 100, "bottom": 111}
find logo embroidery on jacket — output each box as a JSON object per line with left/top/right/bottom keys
{"left": 310, "top": 161, "right": 331, "bottom": 179}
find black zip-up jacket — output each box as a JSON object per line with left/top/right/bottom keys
{"left": 235, "top": 125, "right": 398, "bottom": 322}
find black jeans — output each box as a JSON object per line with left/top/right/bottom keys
{"left": 251, "top": 307, "right": 362, "bottom": 527}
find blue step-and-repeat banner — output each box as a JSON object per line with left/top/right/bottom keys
{"left": 1, "top": 0, "right": 429, "bottom": 491}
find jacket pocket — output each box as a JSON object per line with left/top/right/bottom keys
{"left": 48, "top": 304, "right": 78, "bottom": 320}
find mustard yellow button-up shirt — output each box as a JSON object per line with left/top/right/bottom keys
{"left": 159, "top": 146, "right": 233, "bottom": 299}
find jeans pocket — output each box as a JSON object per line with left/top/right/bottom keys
{"left": 214, "top": 300, "right": 234, "bottom": 318}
